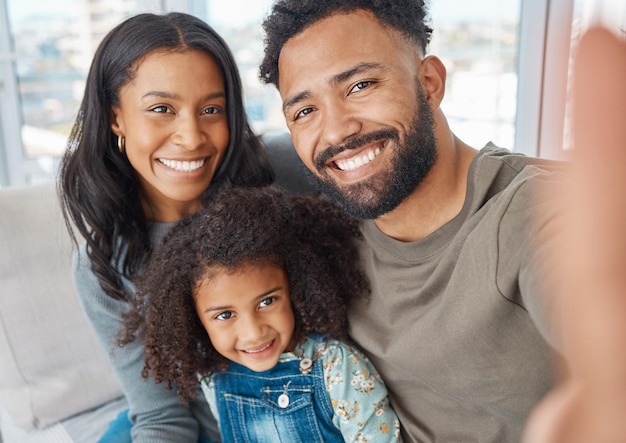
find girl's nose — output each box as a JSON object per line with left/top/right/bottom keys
{"left": 238, "top": 316, "right": 266, "bottom": 343}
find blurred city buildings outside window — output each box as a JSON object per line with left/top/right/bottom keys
{"left": 3, "top": 0, "right": 602, "bottom": 186}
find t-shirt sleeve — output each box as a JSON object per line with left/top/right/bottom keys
{"left": 515, "top": 169, "right": 571, "bottom": 354}
{"left": 322, "top": 340, "right": 403, "bottom": 442}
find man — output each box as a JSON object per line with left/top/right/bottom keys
{"left": 259, "top": 1, "right": 564, "bottom": 442}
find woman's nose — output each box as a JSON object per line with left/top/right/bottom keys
{"left": 173, "top": 115, "right": 207, "bottom": 150}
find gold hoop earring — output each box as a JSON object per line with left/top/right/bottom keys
{"left": 117, "top": 136, "right": 126, "bottom": 153}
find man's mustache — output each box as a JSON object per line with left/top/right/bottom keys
{"left": 314, "top": 128, "right": 399, "bottom": 170}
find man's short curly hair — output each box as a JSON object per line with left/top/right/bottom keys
{"left": 118, "top": 185, "right": 368, "bottom": 402}
{"left": 259, "top": 0, "right": 433, "bottom": 87}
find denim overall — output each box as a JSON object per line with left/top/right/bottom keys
{"left": 212, "top": 349, "right": 344, "bottom": 442}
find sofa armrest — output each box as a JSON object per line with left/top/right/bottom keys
{"left": 0, "top": 183, "right": 123, "bottom": 432}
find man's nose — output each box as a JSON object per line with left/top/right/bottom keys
{"left": 319, "top": 100, "right": 362, "bottom": 148}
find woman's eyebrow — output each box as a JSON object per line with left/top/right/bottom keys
{"left": 141, "top": 91, "right": 226, "bottom": 100}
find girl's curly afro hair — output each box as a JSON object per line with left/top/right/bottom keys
{"left": 118, "top": 185, "right": 369, "bottom": 402}
{"left": 259, "top": 0, "right": 433, "bottom": 87}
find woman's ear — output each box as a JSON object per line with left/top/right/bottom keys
{"left": 419, "top": 55, "right": 447, "bottom": 108}
{"left": 110, "top": 106, "right": 125, "bottom": 137}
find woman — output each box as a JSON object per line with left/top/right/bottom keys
{"left": 58, "top": 12, "right": 276, "bottom": 442}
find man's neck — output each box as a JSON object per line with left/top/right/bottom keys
{"left": 373, "top": 135, "right": 477, "bottom": 242}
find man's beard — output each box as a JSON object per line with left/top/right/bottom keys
{"left": 310, "top": 83, "right": 437, "bottom": 220}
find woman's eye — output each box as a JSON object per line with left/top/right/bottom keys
{"left": 216, "top": 311, "right": 233, "bottom": 321}
{"left": 259, "top": 296, "right": 276, "bottom": 308}
{"left": 202, "top": 106, "right": 221, "bottom": 115}
{"left": 350, "top": 81, "right": 372, "bottom": 93}
{"left": 150, "top": 105, "right": 169, "bottom": 113}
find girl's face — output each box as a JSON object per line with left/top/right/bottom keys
{"left": 111, "top": 49, "right": 229, "bottom": 222}
{"left": 194, "top": 263, "right": 296, "bottom": 373}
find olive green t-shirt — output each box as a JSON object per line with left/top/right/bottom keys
{"left": 349, "top": 146, "right": 564, "bottom": 443}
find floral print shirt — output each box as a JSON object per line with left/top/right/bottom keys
{"left": 201, "top": 335, "right": 402, "bottom": 442}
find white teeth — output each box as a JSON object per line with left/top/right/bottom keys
{"left": 244, "top": 342, "right": 272, "bottom": 353}
{"left": 335, "top": 147, "right": 381, "bottom": 171}
{"left": 159, "top": 158, "right": 206, "bottom": 172}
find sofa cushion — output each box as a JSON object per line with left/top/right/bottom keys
{"left": 0, "top": 183, "right": 123, "bottom": 430}
{"left": 262, "top": 131, "right": 317, "bottom": 195}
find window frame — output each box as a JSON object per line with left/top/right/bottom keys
{"left": 514, "top": 0, "right": 574, "bottom": 159}
{"left": 0, "top": 0, "right": 24, "bottom": 186}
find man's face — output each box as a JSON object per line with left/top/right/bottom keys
{"left": 277, "top": 10, "right": 437, "bottom": 219}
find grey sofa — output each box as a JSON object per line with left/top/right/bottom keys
{"left": 0, "top": 132, "right": 312, "bottom": 442}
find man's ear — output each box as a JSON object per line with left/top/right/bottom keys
{"left": 419, "top": 55, "right": 447, "bottom": 108}
{"left": 110, "top": 106, "right": 125, "bottom": 137}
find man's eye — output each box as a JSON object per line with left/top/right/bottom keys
{"left": 216, "top": 311, "right": 233, "bottom": 320}
{"left": 295, "top": 107, "right": 313, "bottom": 120}
{"left": 350, "top": 81, "right": 372, "bottom": 93}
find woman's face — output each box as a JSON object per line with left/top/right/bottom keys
{"left": 111, "top": 49, "right": 229, "bottom": 222}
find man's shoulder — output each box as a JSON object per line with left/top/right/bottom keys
{"left": 478, "top": 143, "right": 566, "bottom": 173}
{"left": 475, "top": 143, "right": 567, "bottom": 190}
{"left": 466, "top": 143, "right": 568, "bottom": 210}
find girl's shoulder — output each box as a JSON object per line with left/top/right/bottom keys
{"left": 297, "top": 335, "right": 373, "bottom": 368}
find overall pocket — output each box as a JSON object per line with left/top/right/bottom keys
{"left": 222, "top": 383, "right": 325, "bottom": 442}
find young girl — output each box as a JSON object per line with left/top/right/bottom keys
{"left": 120, "top": 186, "right": 403, "bottom": 442}
{"left": 58, "top": 12, "right": 310, "bottom": 442}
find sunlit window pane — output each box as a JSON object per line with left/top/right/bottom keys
{"left": 5, "top": 0, "right": 155, "bottom": 182}
{"left": 430, "top": 0, "right": 521, "bottom": 151}
{"left": 2, "top": 0, "right": 526, "bottom": 185}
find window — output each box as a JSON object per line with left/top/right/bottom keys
{"left": 0, "top": 0, "right": 160, "bottom": 186}
{"left": 430, "top": 0, "right": 521, "bottom": 152}
{"left": 1, "top": 0, "right": 600, "bottom": 187}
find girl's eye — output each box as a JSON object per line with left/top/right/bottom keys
{"left": 259, "top": 296, "right": 276, "bottom": 308}
{"left": 295, "top": 107, "right": 313, "bottom": 120}
{"left": 150, "top": 105, "right": 169, "bottom": 113}
{"left": 350, "top": 81, "right": 372, "bottom": 93}
{"left": 202, "top": 106, "right": 221, "bottom": 115}
{"left": 215, "top": 311, "right": 234, "bottom": 321}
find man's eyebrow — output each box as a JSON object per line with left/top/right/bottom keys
{"left": 330, "top": 62, "right": 386, "bottom": 86}
{"left": 283, "top": 91, "right": 311, "bottom": 113}
{"left": 282, "top": 62, "right": 386, "bottom": 113}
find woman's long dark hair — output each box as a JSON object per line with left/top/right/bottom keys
{"left": 58, "top": 12, "right": 274, "bottom": 301}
